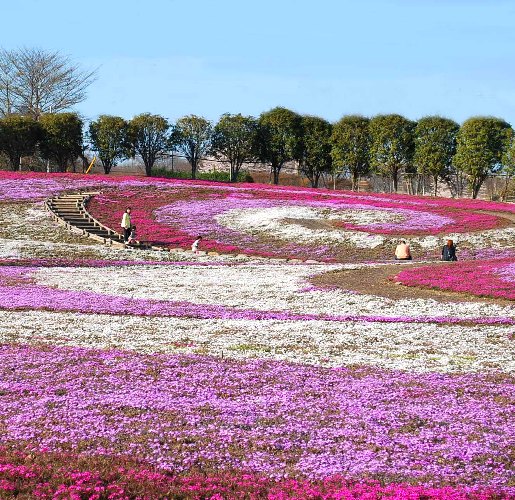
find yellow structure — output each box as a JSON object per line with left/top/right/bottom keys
{"left": 85, "top": 156, "right": 97, "bottom": 174}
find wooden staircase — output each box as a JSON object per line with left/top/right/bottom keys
{"left": 45, "top": 192, "right": 150, "bottom": 249}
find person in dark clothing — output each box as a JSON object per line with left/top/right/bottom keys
{"left": 442, "top": 239, "right": 457, "bottom": 261}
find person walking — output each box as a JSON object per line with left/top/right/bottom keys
{"left": 442, "top": 239, "right": 457, "bottom": 261}
{"left": 121, "top": 208, "right": 132, "bottom": 243}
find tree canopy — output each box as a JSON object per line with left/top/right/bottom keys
{"left": 414, "top": 116, "right": 459, "bottom": 196}
{"left": 0, "top": 114, "right": 42, "bottom": 171}
{"left": 128, "top": 113, "right": 171, "bottom": 177}
{"left": 331, "top": 115, "right": 371, "bottom": 191}
{"left": 39, "top": 113, "right": 83, "bottom": 172}
{"left": 299, "top": 115, "right": 332, "bottom": 188}
{"left": 369, "top": 114, "right": 415, "bottom": 192}
{"left": 211, "top": 113, "right": 258, "bottom": 182}
{"left": 258, "top": 107, "right": 303, "bottom": 185}
{"left": 0, "top": 48, "right": 96, "bottom": 120}
{"left": 89, "top": 115, "right": 130, "bottom": 174}
{"left": 502, "top": 129, "right": 515, "bottom": 178}
{"left": 172, "top": 115, "right": 213, "bottom": 180}
{"left": 453, "top": 116, "right": 512, "bottom": 198}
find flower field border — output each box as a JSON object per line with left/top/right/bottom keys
{"left": 1, "top": 447, "right": 510, "bottom": 500}
{"left": 0, "top": 172, "right": 514, "bottom": 497}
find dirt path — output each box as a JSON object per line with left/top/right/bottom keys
{"left": 477, "top": 209, "right": 515, "bottom": 224}
{"left": 311, "top": 263, "right": 514, "bottom": 306}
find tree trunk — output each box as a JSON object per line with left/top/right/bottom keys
{"left": 230, "top": 161, "right": 240, "bottom": 183}
{"left": 352, "top": 171, "right": 358, "bottom": 191}
{"left": 9, "top": 155, "right": 20, "bottom": 171}
{"left": 79, "top": 153, "right": 89, "bottom": 173}
{"left": 392, "top": 173, "right": 398, "bottom": 192}
{"left": 472, "top": 178, "right": 482, "bottom": 199}
{"left": 57, "top": 156, "right": 67, "bottom": 173}
{"left": 191, "top": 161, "right": 197, "bottom": 180}
{"left": 272, "top": 162, "right": 280, "bottom": 185}
{"left": 500, "top": 176, "right": 511, "bottom": 202}
{"left": 433, "top": 176, "right": 438, "bottom": 197}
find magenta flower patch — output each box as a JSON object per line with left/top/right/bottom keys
{"left": 86, "top": 182, "right": 510, "bottom": 259}
{"left": 0, "top": 344, "right": 513, "bottom": 491}
{"left": 394, "top": 258, "right": 515, "bottom": 300}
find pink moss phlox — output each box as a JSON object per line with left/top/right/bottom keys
{"left": 394, "top": 258, "right": 515, "bottom": 300}
{"left": 1, "top": 170, "right": 514, "bottom": 213}
{"left": 1, "top": 451, "right": 510, "bottom": 499}
{"left": 0, "top": 264, "right": 512, "bottom": 325}
{"left": 2, "top": 171, "right": 512, "bottom": 261}
{"left": 0, "top": 346, "right": 514, "bottom": 490}
{"left": 2, "top": 172, "right": 514, "bottom": 497}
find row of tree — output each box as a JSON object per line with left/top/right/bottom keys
{"left": 0, "top": 113, "right": 83, "bottom": 172}
{"left": 1, "top": 108, "right": 514, "bottom": 198}
{"left": 83, "top": 109, "right": 515, "bottom": 198}
{"left": 1, "top": 47, "right": 514, "bottom": 198}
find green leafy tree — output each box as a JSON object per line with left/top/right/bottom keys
{"left": 500, "top": 129, "right": 515, "bottom": 201}
{"left": 414, "top": 116, "right": 459, "bottom": 196}
{"left": 331, "top": 115, "right": 371, "bottom": 191}
{"left": 89, "top": 115, "right": 130, "bottom": 174}
{"left": 369, "top": 114, "right": 415, "bottom": 192}
{"left": 299, "top": 115, "right": 332, "bottom": 188}
{"left": 172, "top": 115, "right": 213, "bottom": 180}
{"left": 258, "top": 107, "right": 303, "bottom": 185}
{"left": 0, "top": 114, "right": 42, "bottom": 170}
{"left": 502, "top": 130, "right": 515, "bottom": 174}
{"left": 39, "top": 113, "right": 83, "bottom": 172}
{"left": 128, "top": 113, "right": 171, "bottom": 177}
{"left": 211, "top": 113, "right": 258, "bottom": 182}
{"left": 453, "top": 117, "right": 512, "bottom": 199}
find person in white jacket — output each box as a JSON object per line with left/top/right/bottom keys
{"left": 121, "top": 208, "right": 132, "bottom": 242}
{"left": 191, "top": 235, "right": 202, "bottom": 254}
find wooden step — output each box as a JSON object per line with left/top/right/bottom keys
{"left": 47, "top": 192, "right": 159, "bottom": 251}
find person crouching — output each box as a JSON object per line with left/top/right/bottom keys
{"left": 191, "top": 235, "right": 202, "bottom": 254}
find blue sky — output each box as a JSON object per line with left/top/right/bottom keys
{"left": 2, "top": 0, "right": 515, "bottom": 125}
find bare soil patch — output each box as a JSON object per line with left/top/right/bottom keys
{"left": 312, "top": 263, "right": 514, "bottom": 306}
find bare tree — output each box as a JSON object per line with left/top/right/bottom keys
{"left": 0, "top": 56, "right": 15, "bottom": 116}
{"left": 0, "top": 48, "right": 96, "bottom": 120}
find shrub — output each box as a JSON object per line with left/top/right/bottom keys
{"left": 151, "top": 167, "right": 253, "bottom": 183}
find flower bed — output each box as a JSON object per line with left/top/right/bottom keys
{"left": 0, "top": 345, "right": 513, "bottom": 491}
{"left": 394, "top": 259, "right": 515, "bottom": 300}
{"left": 0, "top": 447, "right": 510, "bottom": 500}
{"left": 1, "top": 171, "right": 514, "bottom": 260}
{"left": 1, "top": 170, "right": 514, "bottom": 213}
{"left": 2, "top": 448, "right": 510, "bottom": 500}
{"left": 1, "top": 171, "right": 514, "bottom": 496}
{"left": 1, "top": 260, "right": 513, "bottom": 326}
{"left": 88, "top": 184, "right": 513, "bottom": 258}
